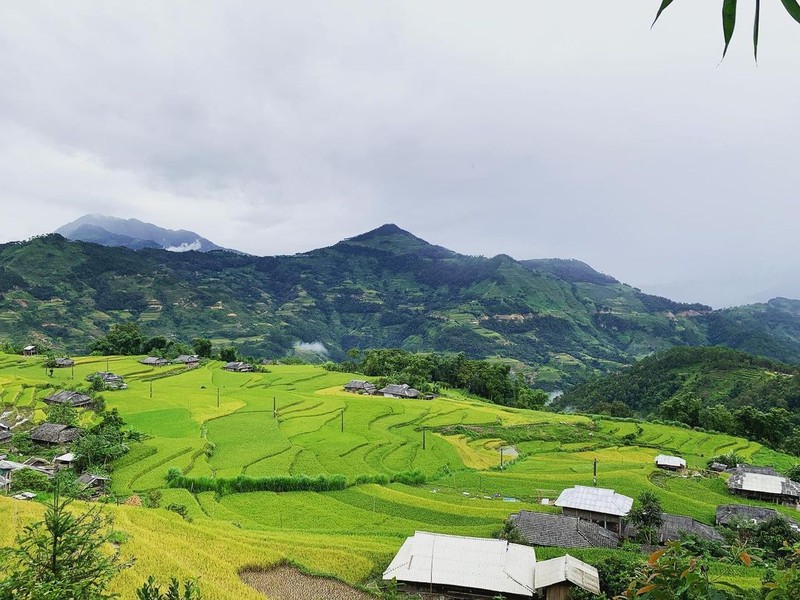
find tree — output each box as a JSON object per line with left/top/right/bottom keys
{"left": 89, "top": 322, "right": 144, "bottom": 356}
{"left": 191, "top": 338, "right": 212, "bottom": 359}
{"left": 0, "top": 475, "right": 127, "bottom": 600}
{"left": 45, "top": 403, "right": 79, "bottom": 426}
{"left": 218, "top": 347, "right": 237, "bottom": 362}
{"left": 653, "top": 0, "right": 800, "bottom": 60}
{"left": 627, "top": 491, "right": 664, "bottom": 546}
{"left": 71, "top": 409, "right": 129, "bottom": 472}
{"left": 136, "top": 577, "right": 202, "bottom": 600}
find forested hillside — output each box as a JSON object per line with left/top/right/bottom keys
{"left": 556, "top": 346, "right": 800, "bottom": 453}
{"left": 2, "top": 225, "right": 800, "bottom": 387}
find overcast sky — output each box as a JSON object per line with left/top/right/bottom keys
{"left": 1, "top": 1, "right": 799, "bottom": 308}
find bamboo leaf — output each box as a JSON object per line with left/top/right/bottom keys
{"left": 722, "top": 0, "right": 738, "bottom": 58}
{"left": 780, "top": 0, "right": 800, "bottom": 24}
{"left": 652, "top": 0, "right": 676, "bottom": 27}
{"left": 754, "top": 0, "right": 761, "bottom": 62}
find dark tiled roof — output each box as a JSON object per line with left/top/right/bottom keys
{"left": 29, "top": 423, "right": 82, "bottom": 444}
{"left": 626, "top": 513, "right": 724, "bottom": 543}
{"left": 77, "top": 473, "right": 110, "bottom": 487}
{"left": 716, "top": 504, "right": 800, "bottom": 530}
{"left": 44, "top": 390, "right": 93, "bottom": 407}
{"left": 379, "top": 384, "right": 421, "bottom": 398}
{"left": 510, "top": 511, "right": 620, "bottom": 548}
{"left": 54, "top": 358, "right": 74, "bottom": 367}
{"left": 0, "top": 430, "right": 11, "bottom": 443}
{"left": 223, "top": 362, "right": 253, "bottom": 372}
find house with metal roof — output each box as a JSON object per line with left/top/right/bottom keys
{"left": 379, "top": 383, "right": 422, "bottom": 399}
{"left": 554, "top": 486, "right": 633, "bottom": 533}
{"left": 54, "top": 358, "right": 75, "bottom": 368}
{"left": 85, "top": 372, "right": 127, "bottom": 390}
{"left": 655, "top": 454, "right": 686, "bottom": 471}
{"left": 383, "top": 531, "right": 599, "bottom": 599}
{"left": 727, "top": 465, "right": 800, "bottom": 504}
{"left": 22, "top": 345, "right": 37, "bottom": 356}
{"left": 77, "top": 473, "right": 110, "bottom": 496}
{"left": 43, "top": 390, "right": 93, "bottom": 409}
{"left": 29, "top": 423, "right": 82, "bottom": 446}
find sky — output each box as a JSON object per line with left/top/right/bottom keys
{"left": 1, "top": 1, "right": 799, "bottom": 308}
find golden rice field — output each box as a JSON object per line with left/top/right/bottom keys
{"left": 0, "top": 352, "right": 794, "bottom": 596}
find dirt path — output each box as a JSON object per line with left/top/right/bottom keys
{"left": 240, "top": 566, "right": 374, "bottom": 600}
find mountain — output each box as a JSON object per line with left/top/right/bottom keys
{"left": 554, "top": 345, "right": 800, "bottom": 452}
{"left": 55, "top": 214, "right": 226, "bottom": 252}
{"left": 2, "top": 224, "right": 800, "bottom": 388}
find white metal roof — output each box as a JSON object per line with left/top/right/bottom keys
{"left": 535, "top": 555, "right": 600, "bottom": 594}
{"left": 740, "top": 473, "right": 785, "bottom": 495}
{"left": 655, "top": 454, "right": 686, "bottom": 468}
{"left": 554, "top": 486, "right": 633, "bottom": 516}
{"left": 382, "top": 531, "right": 537, "bottom": 596}
{"left": 55, "top": 453, "right": 76, "bottom": 462}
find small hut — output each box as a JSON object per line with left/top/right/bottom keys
{"left": 727, "top": 465, "right": 800, "bottom": 504}
{"left": 554, "top": 486, "right": 633, "bottom": 533}
{"left": 655, "top": 455, "right": 686, "bottom": 471}
{"left": 43, "top": 390, "right": 93, "bottom": 409}
{"left": 223, "top": 361, "right": 254, "bottom": 372}
{"left": 343, "top": 380, "right": 377, "bottom": 394}
{"left": 378, "top": 384, "right": 421, "bottom": 399}
{"left": 140, "top": 356, "right": 169, "bottom": 367}
{"left": 29, "top": 423, "right": 82, "bottom": 446}
{"left": 510, "top": 511, "right": 620, "bottom": 549}
{"left": 54, "top": 358, "right": 75, "bottom": 368}
{"left": 22, "top": 346, "right": 37, "bottom": 356}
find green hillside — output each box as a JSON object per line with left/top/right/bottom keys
{"left": 2, "top": 227, "right": 800, "bottom": 388}
{"left": 2, "top": 353, "right": 795, "bottom": 597}
{"left": 557, "top": 346, "right": 800, "bottom": 454}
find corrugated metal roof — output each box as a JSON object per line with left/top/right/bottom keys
{"left": 382, "top": 531, "right": 537, "bottom": 596}
{"left": 534, "top": 555, "right": 600, "bottom": 594}
{"left": 655, "top": 454, "right": 686, "bottom": 468}
{"left": 554, "top": 486, "right": 633, "bottom": 516}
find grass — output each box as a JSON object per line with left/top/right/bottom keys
{"left": 1, "top": 353, "right": 797, "bottom": 598}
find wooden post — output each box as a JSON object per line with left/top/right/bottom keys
{"left": 217, "top": 387, "right": 220, "bottom": 408}
{"left": 273, "top": 396, "right": 276, "bottom": 418}
{"left": 341, "top": 409, "right": 344, "bottom": 432}
{"left": 149, "top": 382, "right": 153, "bottom": 398}
{"left": 501, "top": 447, "right": 504, "bottom": 469}
{"left": 422, "top": 427, "right": 426, "bottom": 450}
{"left": 593, "top": 458, "right": 598, "bottom": 486}
{"left": 106, "top": 357, "right": 109, "bottom": 372}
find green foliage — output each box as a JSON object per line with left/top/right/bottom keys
{"left": 628, "top": 491, "right": 664, "bottom": 546}
{"left": 166, "top": 471, "right": 349, "bottom": 495}
{"left": 90, "top": 322, "right": 145, "bottom": 356}
{"left": 218, "top": 347, "right": 237, "bottom": 363}
{"left": 191, "top": 338, "right": 212, "bottom": 358}
{"left": 0, "top": 475, "right": 127, "bottom": 600}
{"left": 45, "top": 403, "right": 79, "bottom": 426}
{"left": 621, "top": 541, "right": 746, "bottom": 599}
{"left": 165, "top": 504, "right": 192, "bottom": 522}
{"left": 71, "top": 409, "right": 129, "bottom": 472}
{"left": 9, "top": 468, "right": 52, "bottom": 493}
{"left": 653, "top": 0, "right": 800, "bottom": 61}
{"left": 136, "top": 576, "right": 202, "bottom": 600}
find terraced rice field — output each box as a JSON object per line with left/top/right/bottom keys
{"left": 0, "top": 352, "right": 797, "bottom": 597}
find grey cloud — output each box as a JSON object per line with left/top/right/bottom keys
{"left": 0, "top": 1, "right": 798, "bottom": 307}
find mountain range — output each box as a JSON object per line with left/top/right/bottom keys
{"left": 56, "top": 214, "right": 227, "bottom": 252}
{"left": 3, "top": 222, "right": 800, "bottom": 389}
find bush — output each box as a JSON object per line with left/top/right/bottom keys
{"left": 10, "top": 468, "right": 52, "bottom": 493}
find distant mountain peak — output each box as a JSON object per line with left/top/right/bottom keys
{"left": 348, "top": 223, "right": 419, "bottom": 241}
{"left": 55, "top": 214, "right": 232, "bottom": 253}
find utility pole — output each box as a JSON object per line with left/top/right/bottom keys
{"left": 593, "top": 458, "right": 598, "bottom": 486}
{"left": 149, "top": 382, "right": 153, "bottom": 398}
{"left": 500, "top": 447, "right": 504, "bottom": 469}
{"left": 71, "top": 364, "right": 74, "bottom": 380}
{"left": 422, "top": 427, "right": 426, "bottom": 450}
{"left": 273, "top": 396, "right": 276, "bottom": 418}
{"left": 106, "top": 357, "right": 109, "bottom": 372}
{"left": 217, "top": 387, "right": 220, "bottom": 408}
{"left": 341, "top": 409, "right": 344, "bottom": 432}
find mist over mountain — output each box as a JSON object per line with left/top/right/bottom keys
{"left": 56, "top": 214, "right": 227, "bottom": 253}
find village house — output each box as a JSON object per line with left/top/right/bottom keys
{"left": 22, "top": 345, "right": 37, "bottom": 356}
{"left": 140, "top": 356, "right": 170, "bottom": 367}
{"left": 716, "top": 504, "right": 800, "bottom": 531}
{"left": 54, "top": 452, "right": 76, "bottom": 470}
{"left": 624, "top": 513, "right": 724, "bottom": 544}
{"left": 54, "top": 357, "right": 75, "bottom": 368}
{"left": 29, "top": 422, "right": 82, "bottom": 446}
{"left": 726, "top": 465, "right": 800, "bottom": 505}
{"left": 554, "top": 486, "right": 633, "bottom": 533}
{"left": 223, "top": 361, "right": 254, "bottom": 372}
{"left": 379, "top": 383, "right": 422, "bottom": 399}
{"left": 343, "top": 380, "right": 377, "bottom": 394}
{"left": 43, "top": 390, "right": 94, "bottom": 409}
{"left": 0, "top": 429, "right": 10, "bottom": 444}
{"left": 77, "top": 473, "right": 110, "bottom": 496}
{"left": 86, "top": 372, "right": 127, "bottom": 390}
{"left": 654, "top": 454, "right": 686, "bottom": 471}
{"left": 173, "top": 354, "right": 200, "bottom": 366}
{"left": 510, "top": 511, "right": 620, "bottom": 549}
{"left": 383, "top": 531, "right": 600, "bottom": 600}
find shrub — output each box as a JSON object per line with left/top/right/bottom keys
{"left": 10, "top": 468, "right": 52, "bottom": 493}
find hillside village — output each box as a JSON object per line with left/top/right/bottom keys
{"left": 2, "top": 347, "right": 800, "bottom": 599}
